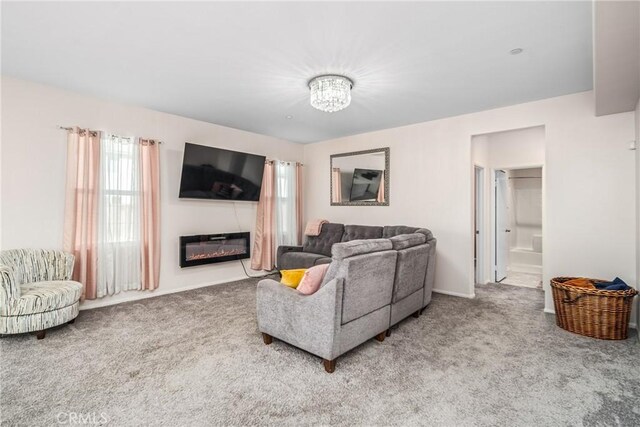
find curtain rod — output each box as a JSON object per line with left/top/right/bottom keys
{"left": 58, "top": 126, "right": 163, "bottom": 144}
{"left": 266, "top": 159, "right": 304, "bottom": 166}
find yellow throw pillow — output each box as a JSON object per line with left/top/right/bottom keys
{"left": 280, "top": 269, "right": 307, "bottom": 288}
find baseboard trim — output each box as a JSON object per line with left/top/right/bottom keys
{"left": 79, "top": 273, "right": 270, "bottom": 311}
{"left": 432, "top": 288, "right": 476, "bottom": 299}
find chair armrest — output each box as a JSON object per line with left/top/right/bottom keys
{"left": 60, "top": 252, "right": 75, "bottom": 281}
{"left": 276, "top": 245, "right": 304, "bottom": 269}
{"left": 256, "top": 278, "right": 344, "bottom": 360}
{"left": 0, "top": 265, "right": 20, "bottom": 301}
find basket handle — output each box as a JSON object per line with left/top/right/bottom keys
{"left": 562, "top": 291, "right": 584, "bottom": 304}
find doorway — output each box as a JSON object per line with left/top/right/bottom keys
{"left": 470, "top": 125, "right": 545, "bottom": 290}
{"left": 494, "top": 167, "right": 543, "bottom": 288}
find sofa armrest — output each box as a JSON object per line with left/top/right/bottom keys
{"left": 256, "top": 278, "right": 344, "bottom": 360}
{"left": 60, "top": 252, "right": 75, "bottom": 281}
{"left": 276, "top": 245, "right": 303, "bottom": 269}
{"left": 0, "top": 265, "right": 20, "bottom": 302}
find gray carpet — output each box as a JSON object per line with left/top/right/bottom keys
{"left": 1, "top": 278, "right": 639, "bottom": 426}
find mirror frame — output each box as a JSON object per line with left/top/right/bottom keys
{"left": 330, "top": 147, "right": 390, "bottom": 206}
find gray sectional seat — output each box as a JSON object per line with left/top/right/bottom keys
{"left": 258, "top": 224, "right": 437, "bottom": 372}
{"left": 257, "top": 239, "right": 397, "bottom": 373}
{"left": 389, "top": 234, "right": 429, "bottom": 328}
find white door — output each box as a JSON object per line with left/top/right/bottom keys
{"left": 495, "top": 170, "right": 509, "bottom": 282}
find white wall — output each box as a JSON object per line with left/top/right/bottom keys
{"left": 0, "top": 77, "right": 304, "bottom": 309}
{"left": 304, "top": 91, "right": 636, "bottom": 311}
{"left": 508, "top": 168, "right": 543, "bottom": 252}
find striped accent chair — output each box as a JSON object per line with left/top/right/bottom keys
{"left": 1, "top": 249, "right": 82, "bottom": 339}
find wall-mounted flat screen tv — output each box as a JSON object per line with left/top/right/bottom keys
{"left": 349, "top": 168, "right": 383, "bottom": 202}
{"left": 179, "top": 143, "right": 266, "bottom": 201}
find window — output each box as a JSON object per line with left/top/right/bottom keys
{"left": 274, "top": 161, "right": 298, "bottom": 247}
{"left": 97, "top": 135, "right": 142, "bottom": 296}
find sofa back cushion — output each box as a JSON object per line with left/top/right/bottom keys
{"left": 331, "top": 238, "right": 392, "bottom": 261}
{"left": 341, "top": 225, "right": 383, "bottom": 242}
{"left": 389, "top": 233, "right": 426, "bottom": 250}
{"left": 382, "top": 225, "right": 419, "bottom": 238}
{"left": 303, "top": 223, "right": 344, "bottom": 257}
{"left": 323, "top": 239, "right": 396, "bottom": 324}
{"left": 392, "top": 243, "right": 430, "bottom": 302}
{"left": 0, "top": 249, "right": 74, "bottom": 286}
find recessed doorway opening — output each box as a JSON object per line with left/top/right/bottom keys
{"left": 471, "top": 125, "right": 545, "bottom": 290}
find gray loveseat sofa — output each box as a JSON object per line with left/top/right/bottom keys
{"left": 257, "top": 239, "right": 398, "bottom": 373}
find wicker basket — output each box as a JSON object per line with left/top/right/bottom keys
{"left": 550, "top": 277, "right": 637, "bottom": 340}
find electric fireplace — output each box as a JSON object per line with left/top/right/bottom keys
{"left": 180, "top": 232, "right": 250, "bottom": 268}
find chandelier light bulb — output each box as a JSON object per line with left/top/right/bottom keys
{"left": 309, "top": 75, "right": 353, "bottom": 113}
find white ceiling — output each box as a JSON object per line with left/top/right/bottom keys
{"left": 1, "top": 1, "right": 593, "bottom": 143}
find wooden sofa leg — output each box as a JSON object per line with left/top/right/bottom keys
{"left": 413, "top": 310, "right": 420, "bottom": 318}
{"left": 386, "top": 329, "right": 392, "bottom": 337}
{"left": 262, "top": 333, "right": 273, "bottom": 345}
{"left": 35, "top": 330, "right": 46, "bottom": 340}
{"left": 323, "top": 359, "right": 336, "bottom": 373}
{"left": 375, "top": 331, "right": 386, "bottom": 342}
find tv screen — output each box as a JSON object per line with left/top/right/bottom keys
{"left": 179, "top": 143, "right": 266, "bottom": 201}
{"left": 349, "top": 168, "right": 383, "bottom": 202}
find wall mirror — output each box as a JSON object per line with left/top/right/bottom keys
{"left": 330, "top": 147, "right": 389, "bottom": 206}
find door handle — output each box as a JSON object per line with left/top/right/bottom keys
{"left": 505, "top": 229, "right": 511, "bottom": 233}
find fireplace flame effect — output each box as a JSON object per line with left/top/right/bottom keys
{"left": 186, "top": 248, "right": 247, "bottom": 261}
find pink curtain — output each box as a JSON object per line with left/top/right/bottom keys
{"left": 251, "top": 162, "right": 275, "bottom": 270}
{"left": 63, "top": 127, "right": 101, "bottom": 300}
{"left": 139, "top": 139, "right": 161, "bottom": 291}
{"left": 331, "top": 168, "right": 342, "bottom": 203}
{"left": 296, "top": 162, "right": 304, "bottom": 245}
{"left": 377, "top": 171, "right": 385, "bottom": 203}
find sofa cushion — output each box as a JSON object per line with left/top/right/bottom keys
{"left": 279, "top": 252, "right": 329, "bottom": 270}
{"left": 280, "top": 269, "right": 306, "bottom": 288}
{"left": 303, "top": 223, "right": 344, "bottom": 257}
{"left": 1, "top": 280, "right": 82, "bottom": 316}
{"left": 341, "top": 225, "right": 383, "bottom": 242}
{"left": 382, "top": 225, "right": 419, "bottom": 238}
{"left": 331, "top": 238, "right": 392, "bottom": 261}
{"left": 393, "top": 244, "right": 429, "bottom": 302}
{"left": 297, "top": 264, "right": 330, "bottom": 295}
{"left": 314, "top": 257, "right": 332, "bottom": 266}
{"left": 389, "top": 233, "right": 426, "bottom": 250}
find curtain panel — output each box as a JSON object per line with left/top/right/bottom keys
{"left": 251, "top": 161, "right": 303, "bottom": 271}
{"left": 275, "top": 162, "right": 299, "bottom": 248}
{"left": 296, "top": 163, "right": 304, "bottom": 244}
{"left": 251, "top": 162, "right": 275, "bottom": 270}
{"left": 96, "top": 135, "right": 142, "bottom": 298}
{"left": 139, "top": 139, "right": 161, "bottom": 291}
{"left": 331, "top": 168, "right": 342, "bottom": 203}
{"left": 63, "top": 127, "right": 101, "bottom": 300}
{"left": 377, "top": 171, "right": 385, "bottom": 203}
{"left": 64, "top": 129, "right": 161, "bottom": 299}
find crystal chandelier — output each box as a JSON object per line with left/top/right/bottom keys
{"left": 309, "top": 75, "right": 353, "bottom": 113}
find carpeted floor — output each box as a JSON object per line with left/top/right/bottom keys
{"left": 1, "top": 278, "right": 639, "bottom": 426}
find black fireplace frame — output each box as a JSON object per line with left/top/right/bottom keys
{"left": 179, "top": 232, "right": 251, "bottom": 268}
